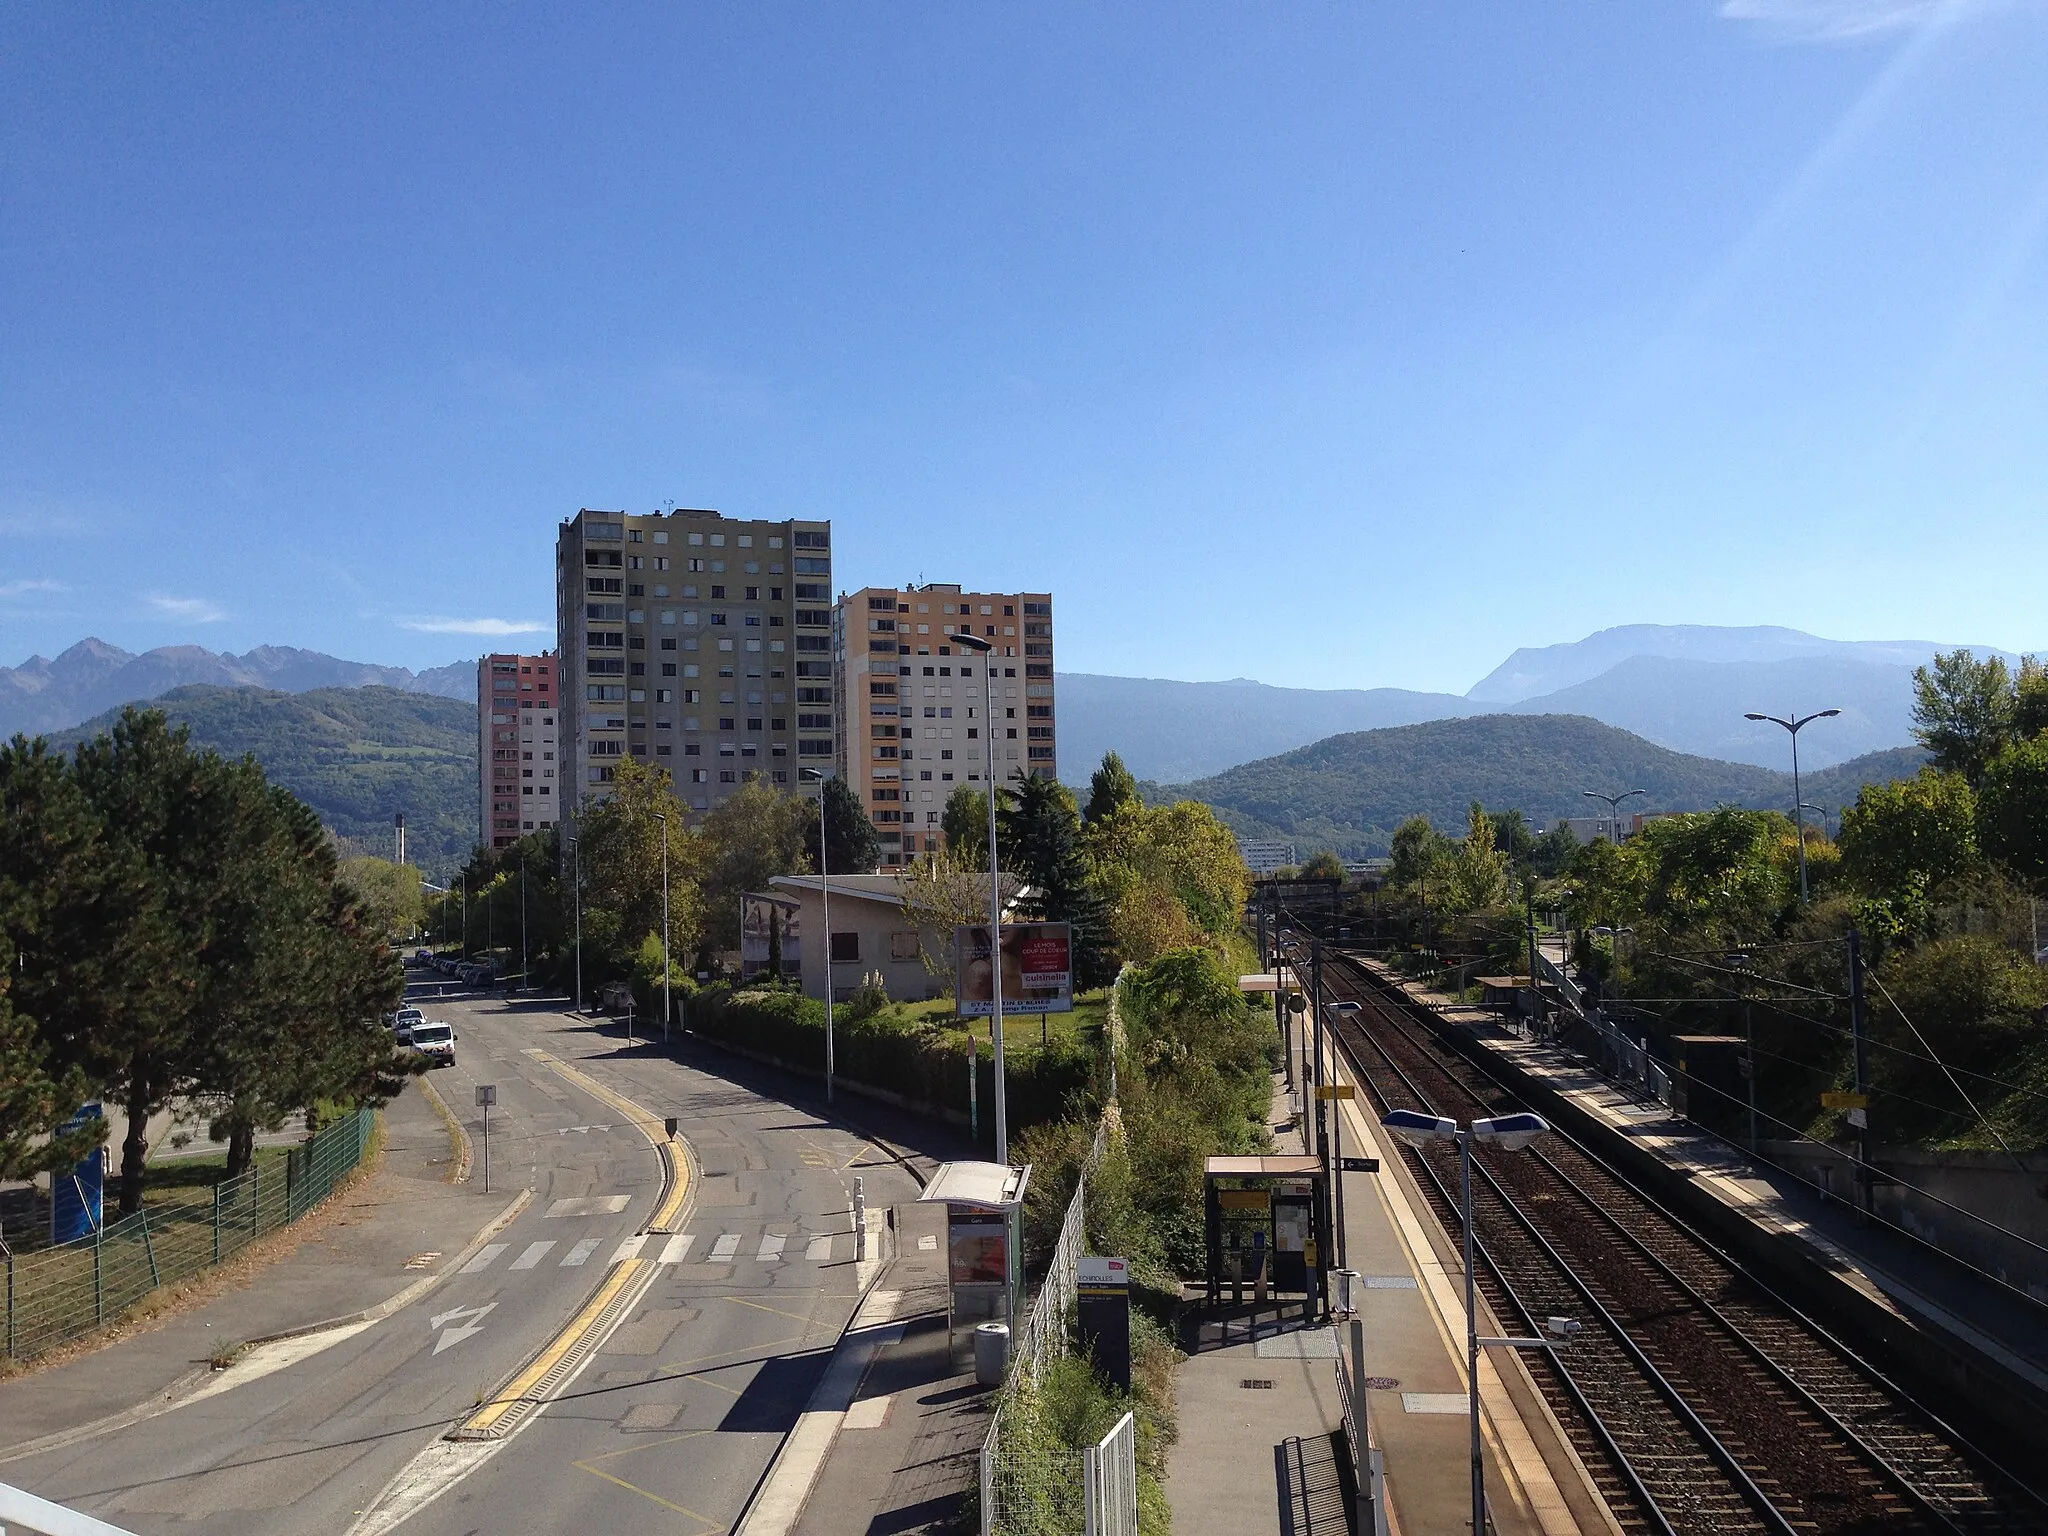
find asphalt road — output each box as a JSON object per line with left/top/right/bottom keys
{"left": 4, "top": 978, "right": 921, "bottom": 1535}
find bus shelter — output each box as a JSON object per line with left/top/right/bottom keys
{"left": 1203, "top": 1154, "right": 1327, "bottom": 1313}
{"left": 919, "top": 1160, "right": 1031, "bottom": 1363}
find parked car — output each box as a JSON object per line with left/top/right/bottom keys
{"left": 392, "top": 1007, "right": 425, "bottom": 1042}
{"left": 408, "top": 1021, "right": 455, "bottom": 1066}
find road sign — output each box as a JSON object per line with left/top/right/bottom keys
{"left": 1340, "top": 1156, "right": 1380, "bottom": 1173}
{"left": 1315, "top": 1084, "right": 1355, "bottom": 1101}
{"left": 1820, "top": 1091, "right": 1869, "bottom": 1110}
{"left": 475, "top": 1084, "right": 497, "bottom": 1108}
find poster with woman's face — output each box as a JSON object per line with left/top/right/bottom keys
{"left": 955, "top": 922, "right": 1073, "bottom": 1015}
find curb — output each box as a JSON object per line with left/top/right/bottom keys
{"left": 414, "top": 1073, "right": 474, "bottom": 1184}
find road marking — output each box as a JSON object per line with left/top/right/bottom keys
{"left": 561, "top": 1238, "right": 601, "bottom": 1267}
{"left": 403, "top": 1251, "right": 441, "bottom": 1270}
{"left": 554, "top": 1123, "right": 615, "bottom": 1135}
{"left": 546, "top": 1194, "right": 632, "bottom": 1218}
{"left": 800, "top": 1149, "right": 830, "bottom": 1167}
{"left": 805, "top": 1235, "right": 832, "bottom": 1261}
{"left": 509, "top": 1240, "right": 555, "bottom": 1270}
{"left": 458, "top": 1260, "right": 645, "bottom": 1435}
{"left": 612, "top": 1234, "right": 648, "bottom": 1263}
{"left": 430, "top": 1302, "right": 496, "bottom": 1354}
{"left": 658, "top": 1233, "right": 695, "bottom": 1263}
{"left": 757, "top": 1233, "right": 787, "bottom": 1261}
{"left": 460, "top": 1243, "right": 508, "bottom": 1274}
{"left": 709, "top": 1233, "right": 740, "bottom": 1260}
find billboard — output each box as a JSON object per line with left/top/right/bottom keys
{"left": 954, "top": 921, "right": 1073, "bottom": 1016}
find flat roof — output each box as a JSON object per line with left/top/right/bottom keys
{"left": 1239, "top": 975, "right": 1281, "bottom": 992}
{"left": 1204, "top": 1155, "right": 1322, "bottom": 1178}
{"left": 917, "top": 1160, "right": 1031, "bottom": 1210}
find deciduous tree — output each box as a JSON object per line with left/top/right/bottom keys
{"left": 1839, "top": 769, "right": 1978, "bottom": 896}
{"left": 700, "top": 775, "right": 812, "bottom": 950}
{"left": 1912, "top": 650, "right": 2017, "bottom": 786}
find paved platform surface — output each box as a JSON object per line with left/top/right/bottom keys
{"left": 0, "top": 1072, "right": 499, "bottom": 1455}
{"left": 1373, "top": 962, "right": 2048, "bottom": 1403}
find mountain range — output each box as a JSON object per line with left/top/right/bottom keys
{"left": 0, "top": 639, "right": 473, "bottom": 741}
{"left": 1153, "top": 713, "right": 1928, "bottom": 858}
{"left": 8, "top": 623, "right": 2036, "bottom": 787}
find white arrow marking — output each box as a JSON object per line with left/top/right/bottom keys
{"left": 430, "top": 1302, "right": 496, "bottom": 1354}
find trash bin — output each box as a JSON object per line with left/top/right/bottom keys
{"left": 974, "top": 1321, "right": 1011, "bottom": 1386}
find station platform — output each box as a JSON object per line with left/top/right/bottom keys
{"left": 1359, "top": 959, "right": 2048, "bottom": 1438}
{"left": 1161, "top": 1070, "right": 1619, "bottom": 1536}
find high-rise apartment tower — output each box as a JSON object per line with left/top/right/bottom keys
{"left": 834, "top": 582, "right": 1055, "bottom": 868}
{"left": 477, "top": 652, "right": 560, "bottom": 847}
{"left": 555, "top": 508, "right": 834, "bottom": 818}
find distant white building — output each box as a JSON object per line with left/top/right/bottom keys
{"left": 1236, "top": 838, "right": 1297, "bottom": 875}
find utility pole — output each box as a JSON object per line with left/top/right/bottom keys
{"left": 570, "top": 834, "right": 582, "bottom": 1012}
{"left": 1847, "top": 929, "right": 1870, "bottom": 1217}
{"left": 1311, "top": 936, "right": 1333, "bottom": 1311}
{"left": 519, "top": 847, "right": 528, "bottom": 995}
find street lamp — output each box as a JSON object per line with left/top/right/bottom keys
{"left": 1582, "top": 788, "right": 1645, "bottom": 846}
{"left": 800, "top": 766, "right": 836, "bottom": 1105}
{"left": 1382, "top": 1108, "right": 1556, "bottom": 1536}
{"left": 566, "top": 832, "right": 583, "bottom": 1013}
{"left": 1744, "top": 709, "right": 1840, "bottom": 903}
{"left": 947, "top": 629, "right": 1008, "bottom": 1164}
{"left": 653, "top": 809, "right": 671, "bottom": 1046}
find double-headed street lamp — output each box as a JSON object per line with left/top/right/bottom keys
{"left": 946, "top": 629, "right": 1009, "bottom": 1164}
{"left": 1382, "top": 1108, "right": 1562, "bottom": 1536}
{"left": 1744, "top": 709, "right": 1839, "bottom": 903}
{"left": 653, "top": 809, "right": 671, "bottom": 1045}
{"left": 799, "top": 766, "right": 836, "bottom": 1105}
{"left": 1582, "top": 787, "right": 1645, "bottom": 845}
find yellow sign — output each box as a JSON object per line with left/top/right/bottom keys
{"left": 1820, "top": 1091, "right": 1870, "bottom": 1110}
{"left": 1218, "top": 1190, "right": 1272, "bottom": 1211}
{"left": 1314, "top": 1084, "right": 1355, "bottom": 1101}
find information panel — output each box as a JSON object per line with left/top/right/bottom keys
{"left": 954, "top": 921, "right": 1073, "bottom": 1016}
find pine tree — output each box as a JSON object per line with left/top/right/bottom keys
{"left": 1085, "top": 751, "right": 1140, "bottom": 824}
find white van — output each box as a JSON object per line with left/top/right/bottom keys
{"left": 409, "top": 1021, "right": 455, "bottom": 1066}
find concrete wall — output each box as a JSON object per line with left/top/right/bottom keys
{"left": 1760, "top": 1141, "right": 2048, "bottom": 1301}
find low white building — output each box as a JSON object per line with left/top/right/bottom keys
{"left": 1236, "top": 838, "right": 1297, "bottom": 876}
{"left": 765, "top": 873, "right": 1026, "bottom": 1005}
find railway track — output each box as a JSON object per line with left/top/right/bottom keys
{"left": 1296, "top": 943, "right": 2047, "bottom": 1536}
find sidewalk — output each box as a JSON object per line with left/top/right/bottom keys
{"left": 0, "top": 1077, "right": 510, "bottom": 1459}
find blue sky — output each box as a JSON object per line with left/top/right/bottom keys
{"left": 3, "top": 1, "right": 2044, "bottom": 694}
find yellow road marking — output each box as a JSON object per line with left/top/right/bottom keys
{"left": 572, "top": 1459, "right": 723, "bottom": 1528}
{"left": 721, "top": 1295, "right": 819, "bottom": 1325}
{"left": 840, "top": 1141, "right": 875, "bottom": 1169}
{"left": 658, "top": 1329, "right": 808, "bottom": 1372}
{"left": 531, "top": 1049, "right": 692, "bottom": 1231}
{"left": 461, "top": 1259, "right": 645, "bottom": 1434}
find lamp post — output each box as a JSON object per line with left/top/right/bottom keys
{"left": 947, "top": 629, "right": 1007, "bottom": 1164}
{"left": 800, "top": 766, "right": 836, "bottom": 1104}
{"left": 654, "top": 809, "right": 671, "bottom": 1045}
{"left": 1382, "top": 1109, "right": 1557, "bottom": 1536}
{"left": 567, "top": 832, "right": 582, "bottom": 1013}
{"left": 1582, "top": 787, "right": 1645, "bottom": 846}
{"left": 519, "top": 844, "right": 528, "bottom": 996}
{"left": 1744, "top": 709, "right": 1840, "bottom": 903}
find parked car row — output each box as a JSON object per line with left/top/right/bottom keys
{"left": 407, "top": 953, "right": 499, "bottom": 988}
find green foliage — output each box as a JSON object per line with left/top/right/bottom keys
{"left": 1838, "top": 769, "right": 1978, "bottom": 895}
{"left": 1911, "top": 650, "right": 2019, "bottom": 786}
{"left": 813, "top": 772, "right": 882, "bottom": 876}
{"left": 52, "top": 684, "right": 477, "bottom": 879}
{"left": 1388, "top": 815, "right": 1446, "bottom": 888}
{"left": 700, "top": 775, "right": 812, "bottom": 950}
{"left": 1087, "top": 801, "right": 1252, "bottom": 965}
{"left": 1867, "top": 936, "right": 2048, "bottom": 1143}
{"left": 2, "top": 709, "right": 406, "bottom": 1211}
{"left": 1976, "top": 735, "right": 2048, "bottom": 887}
{"left": 576, "top": 756, "right": 704, "bottom": 975}
{"left": 339, "top": 854, "right": 426, "bottom": 939}
{"left": 1003, "top": 773, "right": 1116, "bottom": 989}
{"left": 1488, "top": 809, "right": 1537, "bottom": 871}
{"left": 1530, "top": 820, "right": 1579, "bottom": 876}
{"left": 1298, "top": 849, "right": 1346, "bottom": 882}
{"left": 1085, "top": 751, "right": 1141, "bottom": 825}
{"left": 942, "top": 783, "right": 988, "bottom": 868}
{"left": 1444, "top": 801, "right": 1511, "bottom": 912}
{"left": 0, "top": 944, "right": 97, "bottom": 1182}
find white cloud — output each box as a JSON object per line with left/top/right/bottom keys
{"left": 149, "top": 593, "right": 227, "bottom": 624}
{"left": 398, "top": 616, "right": 550, "bottom": 636}
{"left": 0, "top": 578, "right": 66, "bottom": 599}
{"left": 1719, "top": 0, "right": 1987, "bottom": 43}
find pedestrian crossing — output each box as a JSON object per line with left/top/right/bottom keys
{"left": 451, "top": 1226, "right": 854, "bottom": 1278}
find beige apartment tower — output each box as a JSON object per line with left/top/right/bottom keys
{"left": 834, "top": 582, "right": 1055, "bottom": 868}
{"left": 555, "top": 508, "right": 834, "bottom": 819}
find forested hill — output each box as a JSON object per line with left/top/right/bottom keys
{"left": 1148, "top": 713, "right": 1926, "bottom": 856}
{"left": 52, "top": 684, "right": 477, "bottom": 878}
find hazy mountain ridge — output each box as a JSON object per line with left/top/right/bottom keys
{"left": 1148, "top": 712, "right": 1928, "bottom": 858}
{"left": 1, "top": 638, "right": 478, "bottom": 739}
{"left": 50, "top": 684, "right": 479, "bottom": 879}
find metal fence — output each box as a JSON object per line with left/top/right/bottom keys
{"left": 1333, "top": 1325, "right": 1390, "bottom": 1536}
{"left": 1533, "top": 951, "right": 1674, "bottom": 1108}
{"left": 3, "top": 1108, "right": 375, "bottom": 1362}
{"left": 1083, "top": 1411, "right": 1138, "bottom": 1536}
{"left": 980, "top": 1094, "right": 1115, "bottom": 1535}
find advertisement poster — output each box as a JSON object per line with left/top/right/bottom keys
{"left": 954, "top": 921, "right": 1073, "bottom": 1016}
{"left": 948, "top": 1212, "right": 1010, "bottom": 1285}
{"left": 738, "top": 892, "right": 803, "bottom": 981}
